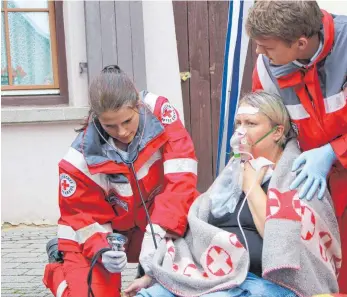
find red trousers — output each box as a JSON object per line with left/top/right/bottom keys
{"left": 43, "top": 252, "right": 121, "bottom": 297}
{"left": 43, "top": 227, "right": 145, "bottom": 297}
{"left": 329, "top": 163, "right": 347, "bottom": 293}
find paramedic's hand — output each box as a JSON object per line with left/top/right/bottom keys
{"left": 123, "top": 275, "right": 153, "bottom": 297}
{"left": 242, "top": 163, "right": 267, "bottom": 193}
{"left": 139, "top": 224, "right": 166, "bottom": 275}
{"left": 102, "top": 250, "right": 127, "bottom": 273}
{"left": 290, "top": 143, "right": 336, "bottom": 200}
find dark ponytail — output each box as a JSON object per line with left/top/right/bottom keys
{"left": 75, "top": 65, "right": 139, "bottom": 133}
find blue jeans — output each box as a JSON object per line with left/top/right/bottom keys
{"left": 136, "top": 273, "right": 297, "bottom": 297}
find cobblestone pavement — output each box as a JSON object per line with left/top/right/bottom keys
{"left": 1, "top": 226, "right": 138, "bottom": 297}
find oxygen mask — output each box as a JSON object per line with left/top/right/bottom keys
{"left": 230, "top": 127, "right": 252, "bottom": 161}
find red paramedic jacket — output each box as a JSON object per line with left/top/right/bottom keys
{"left": 57, "top": 91, "right": 199, "bottom": 261}
{"left": 252, "top": 11, "right": 347, "bottom": 217}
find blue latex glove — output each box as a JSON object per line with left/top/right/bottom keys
{"left": 290, "top": 143, "right": 336, "bottom": 200}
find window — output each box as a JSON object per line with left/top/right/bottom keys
{"left": 1, "top": 0, "right": 68, "bottom": 106}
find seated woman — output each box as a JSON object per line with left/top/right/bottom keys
{"left": 125, "top": 92, "right": 341, "bottom": 297}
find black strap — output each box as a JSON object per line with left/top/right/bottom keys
{"left": 87, "top": 247, "right": 112, "bottom": 297}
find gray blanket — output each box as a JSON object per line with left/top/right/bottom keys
{"left": 150, "top": 139, "right": 341, "bottom": 297}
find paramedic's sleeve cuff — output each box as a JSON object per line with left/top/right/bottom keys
{"left": 330, "top": 134, "right": 347, "bottom": 168}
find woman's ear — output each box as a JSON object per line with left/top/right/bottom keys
{"left": 273, "top": 125, "right": 284, "bottom": 142}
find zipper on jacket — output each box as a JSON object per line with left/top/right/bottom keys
{"left": 299, "top": 67, "right": 317, "bottom": 112}
{"left": 304, "top": 84, "right": 315, "bottom": 110}
{"left": 302, "top": 75, "right": 326, "bottom": 132}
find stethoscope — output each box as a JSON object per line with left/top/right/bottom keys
{"left": 91, "top": 110, "right": 158, "bottom": 248}
{"left": 87, "top": 110, "right": 158, "bottom": 297}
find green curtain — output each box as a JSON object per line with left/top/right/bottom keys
{"left": 1, "top": 1, "right": 53, "bottom": 86}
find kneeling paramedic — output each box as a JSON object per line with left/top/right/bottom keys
{"left": 42, "top": 65, "right": 199, "bottom": 297}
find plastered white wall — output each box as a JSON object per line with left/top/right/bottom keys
{"left": 1, "top": 123, "right": 78, "bottom": 224}
{"left": 142, "top": 1, "right": 184, "bottom": 122}
{"left": 1, "top": 1, "right": 89, "bottom": 225}
{"left": 63, "top": 1, "right": 89, "bottom": 107}
{"left": 318, "top": 1, "right": 347, "bottom": 15}
{"left": 1, "top": 0, "right": 184, "bottom": 225}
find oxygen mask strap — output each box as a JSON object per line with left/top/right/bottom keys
{"left": 253, "top": 125, "right": 278, "bottom": 146}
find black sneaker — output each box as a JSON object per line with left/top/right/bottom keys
{"left": 46, "top": 238, "right": 64, "bottom": 263}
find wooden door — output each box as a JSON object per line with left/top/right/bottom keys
{"left": 173, "top": 1, "right": 256, "bottom": 192}
{"left": 84, "top": 1, "right": 147, "bottom": 89}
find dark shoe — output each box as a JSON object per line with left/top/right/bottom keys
{"left": 46, "top": 238, "right": 64, "bottom": 263}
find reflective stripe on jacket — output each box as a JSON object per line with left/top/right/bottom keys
{"left": 252, "top": 11, "right": 347, "bottom": 216}
{"left": 57, "top": 92, "right": 199, "bottom": 259}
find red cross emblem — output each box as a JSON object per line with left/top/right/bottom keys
{"left": 206, "top": 246, "right": 233, "bottom": 276}
{"left": 266, "top": 189, "right": 301, "bottom": 221}
{"left": 229, "top": 234, "right": 243, "bottom": 248}
{"left": 161, "top": 102, "right": 177, "bottom": 124}
{"left": 163, "top": 109, "right": 172, "bottom": 118}
{"left": 301, "top": 206, "right": 316, "bottom": 241}
{"left": 267, "top": 189, "right": 281, "bottom": 217}
{"left": 61, "top": 179, "right": 70, "bottom": 191}
{"left": 60, "top": 173, "right": 76, "bottom": 197}
{"left": 292, "top": 192, "right": 301, "bottom": 217}
{"left": 319, "top": 231, "right": 333, "bottom": 262}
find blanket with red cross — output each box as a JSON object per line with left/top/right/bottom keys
{"left": 150, "top": 139, "right": 341, "bottom": 297}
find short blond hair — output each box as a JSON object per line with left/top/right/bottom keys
{"left": 238, "top": 91, "right": 291, "bottom": 147}
{"left": 246, "top": 1, "right": 323, "bottom": 44}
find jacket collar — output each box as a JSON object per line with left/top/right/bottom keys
{"left": 80, "top": 105, "right": 165, "bottom": 173}
{"left": 269, "top": 10, "right": 334, "bottom": 80}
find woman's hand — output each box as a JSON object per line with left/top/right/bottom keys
{"left": 123, "top": 275, "right": 153, "bottom": 297}
{"left": 242, "top": 162, "right": 269, "bottom": 237}
{"left": 242, "top": 162, "right": 268, "bottom": 194}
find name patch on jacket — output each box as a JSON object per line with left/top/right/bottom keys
{"left": 106, "top": 193, "right": 129, "bottom": 212}
{"left": 60, "top": 174, "right": 77, "bottom": 197}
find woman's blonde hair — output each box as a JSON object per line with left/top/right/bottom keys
{"left": 238, "top": 91, "right": 291, "bottom": 147}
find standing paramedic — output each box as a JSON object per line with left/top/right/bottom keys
{"left": 246, "top": 1, "right": 347, "bottom": 292}
{"left": 42, "top": 65, "right": 199, "bottom": 297}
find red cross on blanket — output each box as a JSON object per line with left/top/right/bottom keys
{"left": 266, "top": 188, "right": 301, "bottom": 221}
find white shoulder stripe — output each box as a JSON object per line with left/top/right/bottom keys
{"left": 164, "top": 158, "right": 198, "bottom": 175}
{"left": 58, "top": 223, "right": 113, "bottom": 244}
{"left": 256, "top": 55, "right": 280, "bottom": 96}
{"left": 324, "top": 91, "right": 346, "bottom": 114}
{"left": 143, "top": 92, "right": 159, "bottom": 113}
{"left": 286, "top": 104, "right": 310, "bottom": 120}
{"left": 62, "top": 147, "right": 106, "bottom": 189}
{"left": 56, "top": 280, "right": 68, "bottom": 297}
{"left": 137, "top": 151, "right": 162, "bottom": 180}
